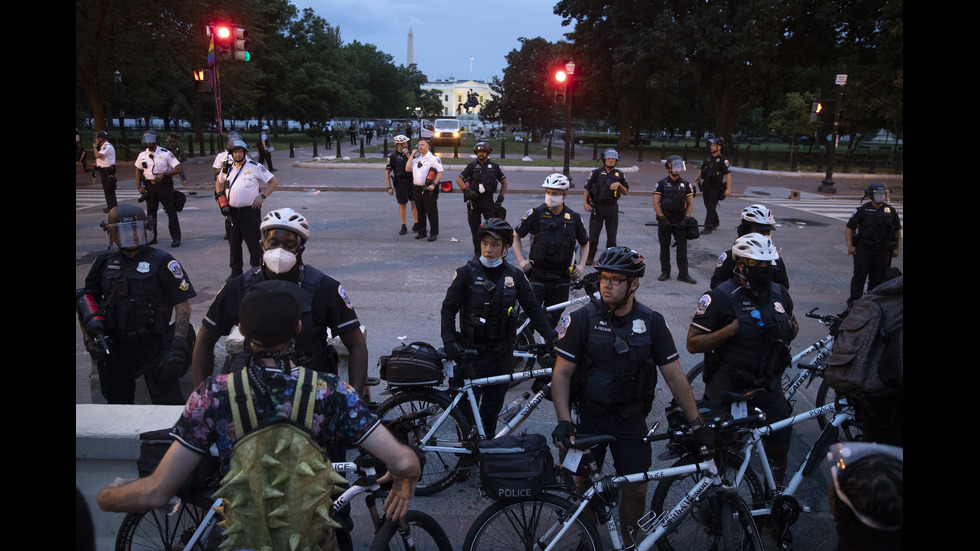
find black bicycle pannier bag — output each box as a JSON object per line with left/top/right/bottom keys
{"left": 378, "top": 341, "right": 444, "bottom": 385}
{"left": 479, "top": 433, "right": 555, "bottom": 500}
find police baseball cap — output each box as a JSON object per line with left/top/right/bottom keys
{"left": 238, "top": 280, "right": 304, "bottom": 346}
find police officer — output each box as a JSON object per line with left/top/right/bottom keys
{"left": 192, "top": 208, "right": 368, "bottom": 399}
{"left": 550, "top": 246, "right": 702, "bottom": 548}
{"left": 687, "top": 233, "right": 799, "bottom": 484}
{"left": 457, "top": 141, "right": 508, "bottom": 258}
{"left": 385, "top": 134, "right": 419, "bottom": 235}
{"left": 258, "top": 124, "right": 276, "bottom": 172}
{"left": 653, "top": 155, "right": 697, "bottom": 283}
{"left": 845, "top": 182, "right": 902, "bottom": 310}
{"left": 92, "top": 130, "right": 117, "bottom": 213}
{"left": 134, "top": 130, "right": 183, "bottom": 247}
{"left": 407, "top": 137, "right": 443, "bottom": 241}
{"left": 512, "top": 173, "right": 590, "bottom": 326}
{"left": 212, "top": 132, "right": 242, "bottom": 241}
{"left": 441, "top": 218, "right": 558, "bottom": 437}
{"left": 217, "top": 139, "right": 279, "bottom": 279}
{"left": 694, "top": 137, "right": 731, "bottom": 234}
{"left": 710, "top": 203, "right": 790, "bottom": 289}
{"left": 80, "top": 204, "right": 196, "bottom": 405}
{"left": 583, "top": 148, "right": 629, "bottom": 264}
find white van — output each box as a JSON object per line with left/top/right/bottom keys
{"left": 431, "top": 119, "right": 463, "bottom": 147}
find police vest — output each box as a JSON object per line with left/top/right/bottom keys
{"left": 712, "top": 280, "right": 793, "bottom": 381}
{"left": 388, "top": 151, "right": 411, "bottom": 182}
{"left": 528, "top": 206, "right": 580, "bottom": 271}
{"left": 463, "top": 161, "right": 500, "bottom": 198}
{"left": 577, "top": 301, "right": 659, "bottom": 412}
{"left": 658, "top": 178, "right": 691, "bottom": 215}
{"left": 701, "top": 155, "right": 728, "bottom": 185}
{"left": 587, "top": 169, "right": 625, "bottom": 203}
{"left": 853, "top": 203, "right": 897, "bottom": 247}
{"left": 459, "top": 261, "right": 520, "bottom": 344}
{"left": 101, "top": 248, "right": 172, "bottom": 340}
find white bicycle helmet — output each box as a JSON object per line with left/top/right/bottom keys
{"left": 741, "top": 204, "right": 776, "bottom": 228}
{"left": 261, "top": 208, "right": 311, "bottom": 244}
{"left": 731, "top": 233, "right": 779, "bottom": 261}
{"left": 542, "top": 173, "right": 570, "bottom": 190}
{"left": 393, "top": 134, "right": 409, "bottom": 144}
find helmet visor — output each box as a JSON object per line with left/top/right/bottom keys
{"left": 872, "top": 188, "right": 888, "bottom": 203}
{"left": 669, "top": 159, "right": 686, "bottom": 173}
{"left": 110, "top": 220, "right": 148, "bottom": 249}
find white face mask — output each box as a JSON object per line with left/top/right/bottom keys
{"left": 545, "top": 194, "right": 564, "bottom": 208}
{"left": 263, "top": 248, "right": 297, "bottom": 274}
{"left": 480, "top": 255, "right": 504, "bottom": 268}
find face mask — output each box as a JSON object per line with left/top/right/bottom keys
{"left": 263, "top": 248, "right": 297, "bottom": 274}
{"left": 739, "top": 263, "right": 773, "bottom": 290}
{"left": 545, "top": 194, "right": 564, "bottom": 208}
{"left": 480, "top": 256, "right": 503, "bottom": 269}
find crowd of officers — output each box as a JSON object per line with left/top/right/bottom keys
{"left": 80, "top": 131, "right": 902, "bottom": 550}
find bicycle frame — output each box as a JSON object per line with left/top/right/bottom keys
{"left": 780, "top": 334, "right": 834, "bottom": 401}
{"left": 514, "top": 291, "right": 599, "bottom": 340}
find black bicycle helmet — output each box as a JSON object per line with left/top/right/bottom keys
{"left": 477, "top": 217, "right": 513, "bottom": 246}
{"left": 594, "top": 246, "right": 645, "bottom": 278}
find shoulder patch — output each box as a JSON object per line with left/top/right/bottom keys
{"left": 556, "top": 313, "right": 571, "bottom": 339}
{"left": 774, "top": 301, "right": 786, "bottom": 314}
{"left": 696, "top": 294, "right": 712, "bottom": 316}
{"left": 522, "top": 208, "right": 533, "bottom": 220}
{"left": 337, "top": 284, "right": 353, "bottom": 309}
{"left": 716, "top": 252, "right": 728, "bottom": 268}
{"left": 167, "top": 260, "right": 184, "bottom": 279}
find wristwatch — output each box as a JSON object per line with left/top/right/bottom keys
{"left": 260, "top": 193, "right": 267, "bottom": 199}
{"left": 688, "top": 416, "right": 704, "bottom": 429}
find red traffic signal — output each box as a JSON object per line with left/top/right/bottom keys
{"left": 555, "top": 70, "right": 567, "bottom": 83}
{"left": 213, "top": 25, "right": 234, "bottom": 61}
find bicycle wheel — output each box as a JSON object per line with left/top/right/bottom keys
{"left": 115, "top": 500, "right": 219, "bottom": 551}
{"left": 376, "top": 389, "right": 472, "bottom": 497}
{"left": 368, "top": 510, "right": 453, "bottom": 551}
{"left": 462, "top": 493, "right": 601, "bottom": 551}
{"left": 718, "top": 492, "right": 766, "bottom": 551}
{"left": 814, "top": 380, "right": 863, "bottom": 441}
{"left": 513, "top": 318, "right": 538, "bottom": 373}
{"left": 651, "top": 451, "right": 766, "bottom": 551}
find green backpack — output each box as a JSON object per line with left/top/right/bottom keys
{"left": 213, "top": 367, "right": 348, "bottom": 551}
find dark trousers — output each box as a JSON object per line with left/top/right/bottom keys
{"left": 587, "top": 203, "right": 619, "bottom": 262}
{"left": 848, "top": 245, "right": 892, "bottom": 308}
{"left": 228, "top": 206, "right": 263, "bottom": 276}
{"left": 97, "top": 166, "right": 118, "bottom": 210}
{"left": 98, "top": 338, "right": 184, "bottom": 405}
{"left": 146, "top": 177, "right": 181, "bottom": 242}
{"left": 415, "top": 186, "right": 439, "bottom": 236}
{"left": 467, "top": 198, "right": 494, "bottom": 255}
{"left": 464, "top": 343, "right": 514, "bottom": 437}
{"left": 701, "top": 184, "right": 722, "bottom": 229}
{"left": 531, "top": 268, "right": 570, "bottom": 327}
{"left": 259, "top": 148, "right": 275, "bottom": 171}
{"left": 658, "top": 215, "right": 689, "bottom": 278}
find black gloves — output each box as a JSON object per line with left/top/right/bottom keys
{"left": 444, "top": 341, "right": 466, "bottom": 364}
{"left": 495, "top": 194, "right": 505, "bottom": 204}
{"left": 158, "top": 336, "right": 189, "bottom": 379}
{"left": 552, "top": 420, "right": 575, "bottom": 449}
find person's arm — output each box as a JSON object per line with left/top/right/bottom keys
{"left": 659, "top": 359, "right": 701, "bottom": 424}
{"left": 192, "top": 324, "right": 220, "bottom": 386}
{"left": 510, "top": 230, "right": 531, "bottom": 272}
{"left": 582, "top": 185, "right": 592, "bottom": 212}
{"left": 516, "top": 272, "right": 557, "bottom": 341}
{"left": 359, "top": 425, "right": 421, "bottom": 522}
{"left": 845, "top": 227, "right": 856, "bottom": 255}
{"left": 686, "top": 322, "right": 737, "bottom": 354}
{"left": 97, "top": 442, "right": 202, "bottom": 512}
{"left": 498, "top": 176, "right": 508, "bottom": 198}
{"left": 724, "top": 172, "right": 732, "bottom": 197}
{"left": 338, "top": 328, "right": 368, "bottom": 398}
{"left": 653, "top": 192, "right": 665, "bottom": 218}
{"left": 573, "top": 242, "right": 590, "bottom": 279}
{"left": 684, "top": 191, "right": 695, "bottom": 217}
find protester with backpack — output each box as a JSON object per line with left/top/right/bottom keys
{"left": 97, "top": 280, "right": 422, "bottom": 550}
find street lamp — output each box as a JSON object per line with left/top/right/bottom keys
{"left": 818, "top": 65, "right": 847, "bottom": 194}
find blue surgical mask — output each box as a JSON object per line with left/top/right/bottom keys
{"left": 480, "top": 256, "right": 503, "bottom": 268}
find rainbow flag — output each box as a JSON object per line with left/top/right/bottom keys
{"left": 207, "top": 36, "right": 215, "bottom": 67}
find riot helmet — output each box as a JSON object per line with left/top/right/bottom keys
{"left": 864, "top": 182, "right": 889, "bottom": 205}
{"left": 603, "top": 148, "right": 619, "bottom": 161}
{"left": 664, "top": 155, "right": 685, "bottom": 174}
{"left": 104, "top": 204, "right": 148, "bottom": 250}
{"left": 474, "top": 141, "right": 492, "bottom": 155}
{"left": 142, "top": 130, "right": 158, "bottom": 147}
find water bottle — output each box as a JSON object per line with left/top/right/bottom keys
{"left": 498, "top": 392, "right": 531, "bottom": 424}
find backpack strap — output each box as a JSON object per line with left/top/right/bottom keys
{"left": 289, "top": 367, "right": 316, "bottom": 431}
{"left": 228, "top": 370, "right": 259, "bottom": 439}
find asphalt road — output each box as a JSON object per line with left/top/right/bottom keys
{"left": 76, "top": 139, "right": 902, "bottom": 550}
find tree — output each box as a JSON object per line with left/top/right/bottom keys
{"left": 491, "top": 37, "right": 570, "bottom": 142}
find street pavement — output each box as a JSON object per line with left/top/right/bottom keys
{"left": 76, "top": 136, "right": 902, "bottom": 550}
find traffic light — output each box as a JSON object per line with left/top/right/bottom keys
{"left": 810, "top": 101, "right": 824, "bottom": 123}
{"left": 232, "top": 27, "right": 249, "bottom": 61}
{"left": 193, "top": 69, "right": 212, "bottom": 92}
{"left": 213, "top": 25, "right": 234, "bottom": 61}
{"left": 554, "top": 70, "right": 567, "bottom": 103}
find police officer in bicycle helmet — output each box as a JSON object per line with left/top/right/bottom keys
{"left": 688, "top": 233, "right": 799, "bottom": 485}
{"left": 193, "top": 208, "right": 369, "bottom": 416}
{"left": 385, "top": 134, "right": 419, "bottom": 235}
{"left": 551, "top": 246, "right": 702, "bottom": 548}
{"left": 710, "top": 204, "right": 789, "bottom": 289}
{"left": 441, "top": 218, "right": 556, "bottom": 437}
{"left": 512, "top": 173, "right": 590, "bottom": 326}
{"left": 456, "top": 141, "right": 508, "bottom": 258}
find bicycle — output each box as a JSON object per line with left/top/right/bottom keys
{"left": 461, "top": 413, "right": 769, "bottom": 551}
{"left": 115, "top": 433, "right": 452, "bottom": 551}
{"left": 376, "top": 342, "right": 558, "bottom": 496}
{"left": 650, "top": 389, "right": 857, "bottom": 551}
{"left": 512, "top": 273, "right": 600, "bottom": 373}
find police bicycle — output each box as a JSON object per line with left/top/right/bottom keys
{"left": 375, "top": 343, "right": 558, "bottom": 496}
{"left": 461, "top": 413, "right": 769, "bottom": 551}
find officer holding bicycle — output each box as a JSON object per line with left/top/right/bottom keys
{"left": 687, "top": 233, "right": 799, "bottom": 485}
{"left": 441, "top": 218, "right": 558, "bottom": 437}
{"left": 550, "top": 246, "right": 703, "bottom": 549}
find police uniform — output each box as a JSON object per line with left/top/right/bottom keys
{"left": 710, "top": 249, "right": 789, "bottom": 290}
{"left": 459, "top": 159, "right": 507, "bottom": 256}
{"left": 846, "top": 201, "right": 901, "bottom": 308}
{"left": 653, "top": 175, "right": 695, "bottom": 279}
{"left": 135, "top": 146, "right": 182, "bottom": 244}
{"left": 221, "top": 159, "right": 275, "bottom": 277}
{"left": 514, "top": 204, "right": 589, "bottom": 325}
{"left": 553, "top": 299, "right": 676, "bottom": 474}
{"left": 584, "top": 167, "right": 629, "bottom": 263}
{"left": 441, "top": 259, "right": 556, "bottom": 436}
{"left": 691, "top": 278, "right": 796, "bottom": 446}
{"left": 202, "top": 265, "right": 361, "bottom": 375}
{"left": 258, "top": 129, "right": 275, "bottom": 171}
{"left": 386, "top": 148, "right": 414, "bottom": 206}
{"left": 94, "top": 137, "right": 117, "bottom": 211}
{"left": 699, "top": 152, "right": 730, "bottom": 230}
{"left": 411, "top": 151, "right": 443, "bottom": 238}
{"left": 84, "top": 245, "right": 196, "bottom": 404}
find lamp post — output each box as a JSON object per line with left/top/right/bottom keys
{"left": 555, "top": 58, "right": 575, "bottom": 178}
{"left": 819, "top": 65, "right": 847, "bottom": 193}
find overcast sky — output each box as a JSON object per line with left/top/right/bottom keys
{"left": 292, "top": 0, "right": 572, "bottom": 82}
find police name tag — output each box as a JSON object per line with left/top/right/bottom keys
{"left": 731, "top": 401, "right": 748, "bottom": 419}
{"left": 562, "top": 447, "right": 584, "bottom": 473}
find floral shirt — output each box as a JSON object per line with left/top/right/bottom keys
{"left": 171, "top": 367, "right": 379, "bottom": 474}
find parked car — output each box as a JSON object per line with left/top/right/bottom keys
{"left": 431, "top": 119, "right": 463, "bottom": 147}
